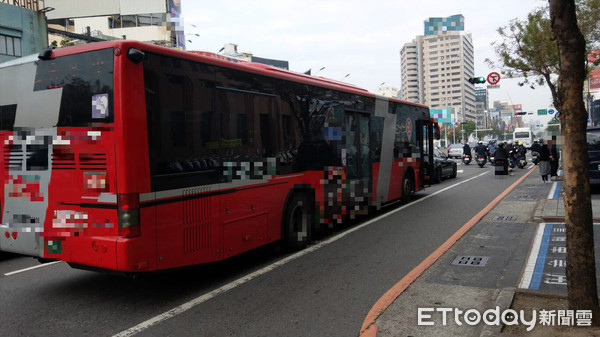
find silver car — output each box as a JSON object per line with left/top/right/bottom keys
{"left": 448, "top": 144, "right": 464, "bottom": 159}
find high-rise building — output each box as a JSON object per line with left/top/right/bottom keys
{"left": 400, "top": 14, "right": 476, "bottom": 123}
{"left": 475, "top": 88, "right": 489, "bottom": 128}
{"left": 424, "top": 14, "right": 465, "bottom": 36}
{"left": 399, "top": 41, "right": 419, "bottom": 102}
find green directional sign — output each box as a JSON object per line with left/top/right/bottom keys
{"left": 538, "top": 109, "right": 547, "bottom": 115}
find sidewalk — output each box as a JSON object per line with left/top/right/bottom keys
{"left": 362, "top": 168, "right": 600, "bottom": 337}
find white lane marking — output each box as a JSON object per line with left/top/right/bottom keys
{"left": 528, "top": 164, "right": 535, "bottom": 169}
{"left": 4, "top": 261, "right": 62, "bottom": 276}
{"left": 113, "top": 171, "right": 490, "bottom": 337}
{"left": 457, "top": 170, "right": 464, "bottom": 173}
{"left": 518, "top": 223, "right": 546, "bottom": 289}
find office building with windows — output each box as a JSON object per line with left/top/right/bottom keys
{"left": 400, "top": 14, "right": 476, "bottom": 123}
{"left": 0, "top": 0, "right": 48, "bottom": 63}
{"left": 475, "top": 88, "right": 489, "bottom": 128}
{"left": 46, "top": 0, "right": 185, "bottom": 49}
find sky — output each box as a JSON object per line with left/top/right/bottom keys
{"left": 180, "top": 0, "right": 555, "bottom": 114}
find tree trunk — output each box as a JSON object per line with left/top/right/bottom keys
{"left": 549, "top": 0, "right": 600, "bottom": 324}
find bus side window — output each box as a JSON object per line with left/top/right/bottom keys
{"left": 278, "top": 101, "right": 299, "bottom": 174}
{"left": 143, "top": 52, "right": 219, "bottom": 190}
{"left": 255, "top": 95, "right": 275, "bottom": 157}
{"left": 217, "top": 89, "right": 248, "bottom": 158}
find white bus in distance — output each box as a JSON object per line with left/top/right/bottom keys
{"left": 513, "top": 127, "right": 533, "bottom": 148}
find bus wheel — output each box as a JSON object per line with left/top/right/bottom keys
{"left": 283, "top": 194, "right": 313, "bottom": 250}
{"left": 401, "top": 174, "right": 414, "bottom": 203}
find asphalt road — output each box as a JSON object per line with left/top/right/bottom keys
{"left": 0, "top": 160, "right": 533, "bottom": 337}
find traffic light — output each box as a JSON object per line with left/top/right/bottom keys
{"left": 468, "top": 77, "right": 486, "bottom": 84}
{"left": 515, "top": 111, "right": 527, "bottom": 116}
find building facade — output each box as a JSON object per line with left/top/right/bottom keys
{"left": 400, "top": 41, "right": 419, "bottom": 102}
{"left": 0, "top": 0, "right": 48, "bottom": 63}
{"left": 475, "top": 88, "right": 489, "bottom": 128}
{"left": 376, "top": 86, "right": 399, "bottom": 98}
{"left": 400, "top": 14, "right": 476, "bottom": 124}
{"left": 45, "top": 0, "right": 184, "bottom": 49}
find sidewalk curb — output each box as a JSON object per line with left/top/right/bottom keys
{"left": 533, "top": 198, "right": 546, "bottom": 222}
{"left": 479, "top": 287, "right": 516, "bottom": 337}
{"left": 360, "top": 168, "right": 536, "bottom": 337}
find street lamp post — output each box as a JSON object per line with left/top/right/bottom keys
{"left": 452, "top": 124, "right": 456, "bottom": 144}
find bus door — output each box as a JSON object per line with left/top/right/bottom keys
{"left": 416, "top": 120, "right": 435, "bottom": 185}
{"left": 344, "top": 112, "right": 371, "bottom": 216}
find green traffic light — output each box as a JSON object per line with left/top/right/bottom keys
{"left": 468, "top": 77, "right": 487, "bottom": 84}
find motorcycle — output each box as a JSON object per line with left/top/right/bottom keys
{"left": 531, "top": 151, "right": 540, "bottom": 165}
{"left": 518, "top": 155, "right": 527, "bottom": 169}
{"left": 508, "top": 150, "right": 516, "bottom": 169}
{"left": 462, "top": 153, "right": 471, "bottom": 165}
{"left": 476, "top": 154, "right": 487, "bottom": 168}
{"left": 494, "top": 159, "right": 508, "bottom": 175}
{"left": 489, "top": 152, "right": 495, "bottom": 165}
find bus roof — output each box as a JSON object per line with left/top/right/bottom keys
{"left": 31, "top": 40, "right": 429, "bottom": 110}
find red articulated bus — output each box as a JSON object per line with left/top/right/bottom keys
{"left": 0, "top": 41, "right": 438, "bottom": 273}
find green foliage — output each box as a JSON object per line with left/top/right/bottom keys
{"left": 487, "top": 0, "right": 600, "bottom": 107}
{"left": 463, "top": 120, "right": 477, "bottom": 137}
{"left": 576, "top": 0, "right": 600, "bottom": 52}
{"left": 486, "top": 8, "right": 558, "bottom": 97}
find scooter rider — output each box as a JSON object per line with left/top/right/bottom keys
{"left": 531, "top": 139, "right": 542, "bottom": 154}
{"left": 487, "top": 140, "right": 497, "bottom": 156}
{"left": 505, "top": 140, "right": 515, "bottom": 154}
{"left": 505, "top": 140, "right": 516, "bottom": 167}
{"left": 530, "top": 139, "right": 542, "bottom": 164}
{"left": 463, "top": 142, "right": 472, "bottom": 157}
{"left": 494, "top": 142, "right": 509, "bottom": 174}
{"left": 517, "top": 141, "right": 527, "bottom": 158}
{"left": 474, "top": 141, "right": 488, "bottom": 161}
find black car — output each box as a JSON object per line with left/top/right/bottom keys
{"left": 429, "top": 147, "right": 458, "bottom": 183}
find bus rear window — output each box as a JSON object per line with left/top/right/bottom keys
{"left": 34, "top": 48, "right": 114, "bottom": 126}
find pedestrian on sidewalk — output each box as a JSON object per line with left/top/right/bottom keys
{"left": 549, "top": 137, "right": 560, "bottom": 177}
{"left": 539, "top": 139, "right": 551, "bottom": 182}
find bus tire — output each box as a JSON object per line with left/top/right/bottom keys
{"left": 401, "top": 172, "right": 414, "bottom": 203}
{"left": 283, "top": 194, "right": 313, "bottom": 250}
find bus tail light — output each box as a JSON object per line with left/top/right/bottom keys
{"left": 118, "top": 193, "right": 140, "bottom": 238}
